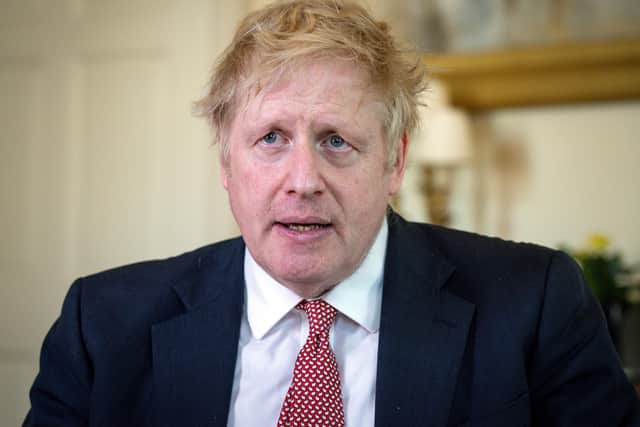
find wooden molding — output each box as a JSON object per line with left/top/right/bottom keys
{"left": 424, "top": 39, "right": 640, "bottom": 110}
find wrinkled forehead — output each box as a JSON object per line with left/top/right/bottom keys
{"left": 232, "top": 57, "right": 387, "bottom": 123}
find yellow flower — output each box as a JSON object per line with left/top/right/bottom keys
{"left": 584, "top": 233, "right": 609, "bottom": 253}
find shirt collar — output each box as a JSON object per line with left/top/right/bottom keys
{"left": 244, "top": 218, "right": 388, "bottom": 339}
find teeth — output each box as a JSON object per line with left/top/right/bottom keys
{"left": 287, "top": 224, "right": 324, "bottom": 232}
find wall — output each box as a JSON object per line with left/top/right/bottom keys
{"left": 0, "top": 1, "right": 245, "bottom": 424}
{"left": 401, "top": 100, "right": 640, "bottom": 263}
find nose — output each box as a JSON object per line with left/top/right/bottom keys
{"left": 284, "top": 141, "right": 326, "bottom": 197}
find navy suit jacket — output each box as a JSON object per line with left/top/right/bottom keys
{"left": 26, "top": 214, "right": 640, "bottom": 426}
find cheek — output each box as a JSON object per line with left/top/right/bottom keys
{"left": 227, "top": 165, "right": 271, "bottom": 210}
{"left": 338, "top": 167, "right": 389, "bottom": 209}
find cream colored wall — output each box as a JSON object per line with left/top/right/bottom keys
{"left": 473, "top": 101, "right": 640, "bottom": 261}
{"left": 0, "top": 1, "right": 246, "bottom": 425}
{"left": 401, "top": 100, "right": 640, "bottom": 263}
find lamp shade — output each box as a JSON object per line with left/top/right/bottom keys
{"left": 415, "top": 107, "right": 471, "bottom": 165}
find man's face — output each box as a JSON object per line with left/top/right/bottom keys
{"left": 222, "top": 60, "right": 406, "bottom": 298}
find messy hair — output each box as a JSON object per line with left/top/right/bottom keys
{"left": 194, "top": 0, "right": 426, "bottom": 167}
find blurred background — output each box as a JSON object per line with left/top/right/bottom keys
{"left": 1, "top": 0, "right": 639, "bottom": 424}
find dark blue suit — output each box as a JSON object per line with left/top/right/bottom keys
{"left": 25, "top": 214, "right": 640, "bottom": 426}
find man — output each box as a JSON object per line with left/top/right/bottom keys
{"left": 25, "top": 0, "right": 639, "bottom": 426}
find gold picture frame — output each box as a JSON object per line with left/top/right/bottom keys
{"left": 424, "top": 39, "right": 640, "bottom": 110}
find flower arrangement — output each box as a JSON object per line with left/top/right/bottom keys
{"left": 564, "top": 233, "right": 627, "bottom": 304}
{"left": 562, "top": 233, "right": 640, "bottom": 351}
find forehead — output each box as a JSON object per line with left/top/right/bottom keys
{"left": 236, "top": 59, "right": 385, "bottom": 125}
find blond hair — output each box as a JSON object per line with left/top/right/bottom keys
{"left": 195, "top": 0, "right": 426, "bottom": 167}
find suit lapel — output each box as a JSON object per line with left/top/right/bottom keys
{"left": 151, "top": 240, "right": 245, "bottom": 427}
{"left": 375, "top": 215, "right": 476, "bottom": 427}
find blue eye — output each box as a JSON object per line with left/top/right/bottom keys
{"left": 262, "top": 131, "right": 279, "bottom": 144}
{"left": 328, "top": 135, "right": 347, "bottom": 149}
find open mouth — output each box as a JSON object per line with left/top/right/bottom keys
{"left": 276, "top": 222, "right": 331, "bottom": 232}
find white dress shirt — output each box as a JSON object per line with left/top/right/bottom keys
{"left": 226, "top": 219, "right": 388, "bottom": 427}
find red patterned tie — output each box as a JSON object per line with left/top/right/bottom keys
{"left": 277, "top": 300, "right": 346, "bottom": 427}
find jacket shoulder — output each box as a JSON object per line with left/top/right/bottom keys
{"left": 388, "top": 214, "right": 580, "bottom": 313}
{"left": 79, "top": 237, "right": 244, "bottom": 292}
{"left": 71, "top": 237, "right": 244, "bottom": 330}
{"left": 391, "top": 214, "right": 558, "bottom": 270}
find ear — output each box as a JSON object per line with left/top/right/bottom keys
{"left": 220, "top": 155, "right": 230, "bottom": 190}
{"left": 388, "top": 132, "right": 409, "bottom": 195}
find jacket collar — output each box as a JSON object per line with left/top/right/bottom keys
{"left": 375, "top": 212, "right": 476, "bottom": 427}
{"left": 151, "top": 238, "right": 245, "bottom": 427}
{"left": 171, "top": 239, "right": 245, "bottom": 311}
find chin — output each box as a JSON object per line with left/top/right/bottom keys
{"left": 283, "top": 278, "right": 338, "bottom": 299}
{"left": 279, "top": 268, "right": 331, "bottom": 287}
{"left": 275, "top": 264, "right": 338, "bottom": 293}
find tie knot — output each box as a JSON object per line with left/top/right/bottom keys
{"left": 296, "top": 299, "right": 337, "bottom": 336}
